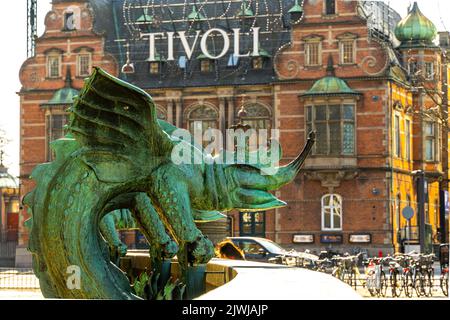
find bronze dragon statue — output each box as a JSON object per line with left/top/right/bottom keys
{"left": 23, "top": 67, "right": 315, "bottom": 299}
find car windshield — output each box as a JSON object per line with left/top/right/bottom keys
{"left": 259, "top": 239, "right": 286, "bottom": 254}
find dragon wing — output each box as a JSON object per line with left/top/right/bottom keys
{"left": 68, "top": 67, "right": 175, "bottom": 183}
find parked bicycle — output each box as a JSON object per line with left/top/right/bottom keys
{"left": 364, "top": 256, "right": 388, "bottom": 297}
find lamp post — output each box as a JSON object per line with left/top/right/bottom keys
{"left": 413, "top": 170, "right": 427, "bottom": 253}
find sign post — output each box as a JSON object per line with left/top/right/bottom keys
{"left": 402, "top": 206, "right": 415, "bottom": 245}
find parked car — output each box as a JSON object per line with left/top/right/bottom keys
{"left": 227, "top": 237, "right": 287, "bottom": 262}
{"left": 227, "top": 237, "right": 318, "bottom": 268}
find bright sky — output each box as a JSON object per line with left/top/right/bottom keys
{"left": 0, "top": 0, "right": 448, "bottom": 178}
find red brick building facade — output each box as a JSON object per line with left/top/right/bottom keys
{"left": 17, "top": 0, "right": 449, "bottom": 265}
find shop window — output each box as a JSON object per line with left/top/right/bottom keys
{"left": 321, "top": 194, "right": 342, "bottom": 231}
{"left": 239, "top": 212, "right": 266, "bottom": 237}
{"left": 306, "top": 104, "right": 355, "bottom": 156}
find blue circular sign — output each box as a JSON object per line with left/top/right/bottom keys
{"left": 402, "top": 206, "right": 415, "bottom": 220}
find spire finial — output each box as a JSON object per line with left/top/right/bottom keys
{"left": 326, "top": 55, "right": 335, "bottom": 76}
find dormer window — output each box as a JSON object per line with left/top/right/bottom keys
{"left": 179, "top": 56, "right": 187, "bottom": 69}
{"left": 150, "top": 62, "right": 160, "bottom": 74}
{"left": 228, "top": 54, "right": 240, "bottom": 68}
{"left": 251, "top": 48, "right": 271, "bottom": 70}
{"left": 325, "top": 0, "right": 336, "bottom": 15}
{"left": 252, "top": 57, "right": 263, "bottom": 70}
{"left": 63, "top": 12, "right": 76, "bottom": 31}
{"left": 47, "top": 54, "right": 61, "bottom": 78}
{"left": 148, "top": 52, "right": 165, "bottom": 75}
{"left": 197, "top": 54, "right": 213, "bottom": 73}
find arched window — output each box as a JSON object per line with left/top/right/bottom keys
{"left": 239, "top": 103, "right": 272, "bottom": 131}
{"left": 321, "top": 194, "right": 342, "bottom": 231}
{"left": 187, "top": 105, "right": 219, "bottom": 136}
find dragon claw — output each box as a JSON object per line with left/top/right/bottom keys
{"left": 162, "top": 240, "right": 179, "bottom": 258}
{"left": 188, "top": 234, "right": 215, "bottom": 265}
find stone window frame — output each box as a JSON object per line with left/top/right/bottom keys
{"left": 46, "top": 50, "right": 62, "bottom": 79}
{"left": 423, "top": 120, "right": 441, "bottom": 163}
{"left": 321, "top": 194, "right": 343, "bottom": 232}
{"left": 76, "top": 53, "right": 92, "bottom": 78}
{"left": 337, "top": 33, "right": 358, "bottom": 65}
{"left": 303, "top": 35, "right": 324, "bottom": 67}
{"left": 305, "top": 99, "right": 357, "bottom": 157}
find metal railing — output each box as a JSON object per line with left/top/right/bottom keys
{"left": 0, "top": 268, "right": 40, "bottom": 290}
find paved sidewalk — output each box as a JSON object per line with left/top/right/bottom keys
{"left": 0, "top": 290, "right": 44, "bottom": 300}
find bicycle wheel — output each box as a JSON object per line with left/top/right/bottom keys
{"left": 352, "top": 270, "right": 358, "bottom": 289}
{"left": 390, "top": 270, "right": 399, "bottom": 298}
{"left": 378, "top": 271, "right": 387, "bottom": 297}
{"left": 423, "top": 270, "right": 433, "bottom": 297}
{"left": 404, "top": 272, "right": 414, "bottom": 298}
{"left": 414, "top": 272, "right": 425, "bottom": 297}
{"left": 440, "top": 272, "right": 448, "bottom": 297}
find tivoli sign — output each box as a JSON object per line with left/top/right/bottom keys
{"left": 141, "top": 27, "right": 261, "bottom": 61}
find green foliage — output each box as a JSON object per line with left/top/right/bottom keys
{"left": 132, "top": 269, "right": 186, "bottom": 300}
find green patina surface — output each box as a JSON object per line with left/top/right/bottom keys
{"left": 302, "top": 76, "right": 359, "bottom": 97}
{"left": 394, "top": 2, "right": 437, "bottom": 47}
{"left": 23, "top": 67, "right": 314, "bottom": 300}
{"left": 288, "top": 0, "right": 303, "bottom": 14}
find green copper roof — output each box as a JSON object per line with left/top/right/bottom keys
{"left": 147, "top": 51, "right": 165, "bottom": 62}
{"left": 188, "top": 6, "right": 206, "bottom": 21}
{"left": 45, "top": 87, "right": 79, "bottom": 106}
{"left": 302, "top": 76, "right": 359, "bottom": 97}
{"left": 288, "top": 0, "right": 303, "bottom": 14}
{"left": 136, "top": 13, "right": 154, "bottom": 24}
{"left": 395, "top": 2, "right": 437, "bottom": 47}
{"left": 237, "top": 1, "right": 255, "bottom": 17}
{"left": 251, "top": 47, "right": 272, "bottom": 58}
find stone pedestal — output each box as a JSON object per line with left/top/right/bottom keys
{"left": 196, "top": 218, "right": 229, "bottom": 245}
{"left": 15, "top": 246, "right": 32, "bottom": 268}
